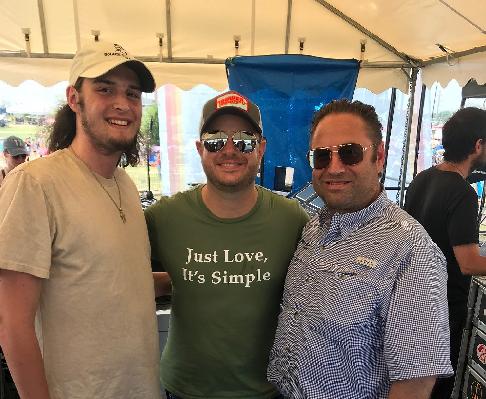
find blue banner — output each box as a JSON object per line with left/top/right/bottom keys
{"left": 226, "top": 55, "right": 359, "bottom": 192}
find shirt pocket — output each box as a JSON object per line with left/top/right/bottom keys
{"left": 307, "top": 269, "right": 380, "bottom": 336}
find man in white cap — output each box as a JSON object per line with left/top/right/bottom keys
{"left": 0, "top": 135, "right": 29, "bottom": 186}
{"left": 0, "top": 41, "right": 161, "bottom": 399}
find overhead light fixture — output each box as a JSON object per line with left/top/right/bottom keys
{"left": 91, "top": 30, "right": 100, "bottom": 42}
{"left": 298, "top": 37, "right": 306, "bottom": 54}
{"left": 234, "top": 35, "right": 241, "bottom": 56}
{"left": 156, "top": 33, "right": 164, "bottom": 62}
{"left": 360, "top": 39, "right": 367, "bottom": 62}
{"left": 22, "top": 28, "right": 31, "bottom": 57}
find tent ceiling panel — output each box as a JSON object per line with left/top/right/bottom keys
{"left": 291, "top": 0, "right": 404, "bottom": 63}
{"left": 253, "top": 0, "right": 288, "bottom": 55}
{"left": 43, "top": 0, "right": 77, "bottom": 53}
{"left": 76, "top": 0, "right": 166, "bottom": 56}
{"left": 0, "top": 0, "right": 486, "bottom": 92}
{"left": 325, "top": 0, "right": 486, "bottom": 61}
{"left": 0, "top": 0, "right": 43, "bottom": 53}
{"left": 171, "top": 0, "right": 255, "bottom": 59}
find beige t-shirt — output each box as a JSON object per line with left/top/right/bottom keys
{"left": 0, "top": 149, "right": 161, "bottom": 399}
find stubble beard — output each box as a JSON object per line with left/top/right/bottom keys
{"left": 78, "top": 99, "right": 139, "bottom": 155}
{"left": 471, "top": 148, "right": 486, "bottom": 172}
{"left": 203, "top": 160, "right": 259, "bottom": 193}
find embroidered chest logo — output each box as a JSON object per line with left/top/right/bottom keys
{"left": 355, "top": 256, "right": 377, "bottom": 268}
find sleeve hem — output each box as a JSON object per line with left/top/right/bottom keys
{"left": 388, "top": 364, "right": 454, "bottom": 381}
{"left": 0, "top": 261, "right": 50, "bottom": 279}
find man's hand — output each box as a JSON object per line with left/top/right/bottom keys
{"left": 388, "top": 376, "right": 436, "bottom": 399}
{"left": 0, "top": 269, "right": 51, "bottom": 399}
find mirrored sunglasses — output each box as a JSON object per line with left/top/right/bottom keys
{"left": 308, "top": 143, "right": 375, "bottom": 169}
{"left": 201, "top": 130, "right": 261, "bottom": 153}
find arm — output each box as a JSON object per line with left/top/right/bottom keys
{"left": 388, "top": 376, "right": 436, "bottom": 399}
{"left": 453, "top": 243, "right": 486, "bottom": 275}
{"left": 153, "top": 271, "right": 172, "bottom": 297}
{"left": 0, "top": 269, "right": 51, "bottom": 399}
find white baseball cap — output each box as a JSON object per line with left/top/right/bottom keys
{"left": 69, "top": 41, "right": 155, "bottom": 92}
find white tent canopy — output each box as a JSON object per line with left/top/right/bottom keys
{"left": 0, "top": 0, "right": 485, "bottom": 93}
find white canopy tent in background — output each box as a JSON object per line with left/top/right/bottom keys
{"left": 0, "top": 0, "right": 485, "bottom": 201}
{"left": 0, "top": 0, "right": 485, "bottom": 93}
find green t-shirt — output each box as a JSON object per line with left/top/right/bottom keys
{"left": 145, "top": 185, "right": 309, "bottom": 399}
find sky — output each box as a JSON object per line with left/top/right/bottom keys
{"left": 0, "top": 80, "right": 67, "bottom": 115}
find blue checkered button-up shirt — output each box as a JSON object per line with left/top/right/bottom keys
{"left": 268, "top": 191, "right": 453, "bottom": 399}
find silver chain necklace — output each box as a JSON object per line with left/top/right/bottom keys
{"left": 69, "top": 147, "right": 126, "bottom": 223}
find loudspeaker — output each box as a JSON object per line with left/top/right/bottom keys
{"left": 274, "top": 166, "right": 286, "bottom": 191}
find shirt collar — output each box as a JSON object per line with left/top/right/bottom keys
{"left": 319, "top": 189, "right": 389, "bottom": 243}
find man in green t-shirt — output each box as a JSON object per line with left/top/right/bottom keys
{"left": 145, "top": 90, "right": 309, "bottom": 399}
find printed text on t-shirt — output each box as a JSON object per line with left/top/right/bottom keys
{"left": 182, "top": 247, "right": 270, "bottom": 287}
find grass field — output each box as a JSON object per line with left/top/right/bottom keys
{"left": 0, "top": 123, "right": 163, "bottom": 195}
{"left": 125, "top": 165, "right": 162, "bottom": 196}
{"left": 0, "top": 124, "right": 39, "bottom": 140}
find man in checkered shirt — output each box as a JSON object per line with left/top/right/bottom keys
{"left": 268, "top": 99, "right": 453, "bottom": 399}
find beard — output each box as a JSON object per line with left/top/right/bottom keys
{"left": 471, "top": 147, "right": 486, "bottom": 172}
{"left": 78, "top": 98, "right": 139, "bottom": 155}
{"left": 202, "top": 156, "right": 260, "bottom": 193}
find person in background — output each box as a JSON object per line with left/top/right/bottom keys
{"left": 145, "top": 90, "right": 309, "bottom": 399}
{"left": 0, "top": 41, "right": 161, "bottom": 399}
{"left": 0, "top": 135, "right": 29, "bottom": 186}
{"left": 405, "top": 107, "right": 486, "bottom": 399}
{"left": 268, "top": 99, "right": 453, "bottom": 399}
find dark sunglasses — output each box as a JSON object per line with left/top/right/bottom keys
{"left": 13, "top": 154, "right": 28, "bottom": 160}
{"left": 201, "top": 130, "right": 262, "bottom": 153}
{"left": 308, "top": 143, "right": 375, "bottom": 169}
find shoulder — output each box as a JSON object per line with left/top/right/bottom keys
{"left": 10, "top": 149, "right": 72, "bottom": 185}
{"left": 382, "top": 201, "right": 445, "bottom": 259}
{"left": 382, "top": 201, "right": 434, "bottom": 242}
{"left": 408, "top": 167, "right": 436, "bottom": 187}
{"left": 145, "top": 186, "right": 198, "bottom": 221}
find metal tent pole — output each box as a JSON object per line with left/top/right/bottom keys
{"left": 381, "top": 87, "right": 397, "bottom": 185}
{"left": 412, "top": 84, "right": 427, "bottom": 178}
{"left": 397, "top": 67, "right": 419, "bottom": 207}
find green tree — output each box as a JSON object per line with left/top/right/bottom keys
{"left": 140, "top": 104, "right": 160, "bottom": 145}
{"left": 433, "top": 110, "right": 454, "bottom": 124}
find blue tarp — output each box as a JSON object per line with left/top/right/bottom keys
{"left": 226, "top": 55, "right": 359, "bottom": 192}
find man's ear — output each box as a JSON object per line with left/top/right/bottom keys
{"left": 475, "top": 138, "right": 483, "bottom": 153}
{"left": 257, "top": 138, "right": 266, "bottom": 161}
{"left": 66, "top": 86, "right": 80, "bottom": 113}
{"left": 196, "top": 140, "right": 204, "bottom": 158}
{"left": 375, "top": 141, "right": 385, "bottom": 174}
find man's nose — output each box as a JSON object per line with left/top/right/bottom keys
{"left": 326, "top": 151, "right": 346, "bottom": 174}
{"left": 221, "top": 137, "right": 238, "bottom": 153}
{"left": 113, "top": 95, "right": 130, "bottom": 111}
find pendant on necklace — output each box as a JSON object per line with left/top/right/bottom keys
{"left": 119, "top": 208, "right": 127, "bottom": 223}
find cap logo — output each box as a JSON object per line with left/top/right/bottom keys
{"left": 103, "top": 43, "right": 130, "bottom": 60}
{"left": 216, "top": 93, "right": 248, "bottom": 111}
